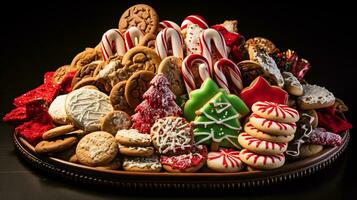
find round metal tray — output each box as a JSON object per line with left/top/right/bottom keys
{"left": 12, "top": 130, "right": 350, "bottom": 190}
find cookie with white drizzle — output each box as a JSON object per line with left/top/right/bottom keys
{"left": 206, "top": 148, "right": 245, "bottom": 173}
{"left": 239, "top": 149, "right": 285, "bottom": 170}
{"left": 238, "top": 132, "right": 288, "bottom": 155}
{"left": 115, "top": 129, "right": 151, "bottom": 147}
{"left": 118, "top": 144, "right": 154, "bottom": 157}
{"left": 282, "top": 72, "right": 303, "bottom": 96}
{"left": 252, "top": 101, "right": 300, "bottom": 123}
{"left": 122, "top": 154, "right": 162, "bottom": 172}
{"left": 244, "top": 122, "right": 294, "bottom": 143}
{"left": 297, "top": 84, "right": 335, "bottom": 110}
{"left": 151, "top": 117, "right": 193, "bottom": 155}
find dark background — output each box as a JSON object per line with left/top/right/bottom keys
{"left": 0, "top": 1, "right": 356, "bottom": 199}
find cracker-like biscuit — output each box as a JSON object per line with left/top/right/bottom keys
{"left": 125, "top": 70, "right": 155, "bottom": 108}
{"left": 158, "top": 56, "right": 186, "bottom": 96}
{"left": 35, "top": 136, "right": 78, "bottom": 154}
{"left": 100, "top": 111, "right": 131, "bottom": 135}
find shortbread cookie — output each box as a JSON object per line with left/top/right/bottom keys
{"left": 244, "top": 122, "right": 294, "bottom": 143}
{"left": 95, "top": 158, "right": 122, "bottom": 170}
{"left": 115, "top": 129, "right": 151, "bottom": 147}
{"left": 35, "top": 136, "right": 78, "bottom": 154}
{"left": 252, "top": 101, "right": 300, "bottom": 123}
{"left": 65, "top": 89, "right": 113, "bottom": 131}
{"left": 298, "top": 144, "right": 323, "bottom": 158}
{"left": 138, "top": 33, "right": 156, "bottom": 49}
{"left": 239, "top": 149, "right": 285, "bottom": 170}
{"left": 249, "top": 114, "right": 296, "bottom": 136}
{"left": 70, "top": 48, "right": 102, "bottom": 69}
{"left": 118, "top": 144, "right": 154, "bottom": 157}
{"left": 282, "top": 72, "right": 303, "bottom": 96}
{"left": 298, "top": 84, "right": 335, "bottom": 110}
{"left": 125, "top": 70, "right": 155, "bottom": 108}
{"left": 109, "top": 81, "right": 133, "bottom": 115}
{"left": 158, "top": 56, "right": 186, "bottom": 96}
{"left": 48, "top": 94, "right": 70, "bottom": 124}
{"left": 151, "top": 117, "right": 193, "bottom": 155}
{"left": 100, "top": 111, "right": 131, "bottom": 135}
{"left": 76, "top": 131, "right": 118, "bottom": 166}
{"left": 118, "top": 4, "right": 159, "bottom": 35}
{"left": 245, "top": 37, "right": 278, "bottom": 54}
{"left": 238, "top": 132, "right": 287, "bottom": 155}
{"left": 71, "top": 61, "right": 102, "bottom": 87}
{"left": 206, "top": 148, "right": 245, "bottom": 173}
{"left": 122, "top": 155, "right": 162, "bottom": 172}
{"left": 42, "top": 124, "right": 76, "bottom": 140}
{"left": 122, "top": 46, "right": 160, "bottom": 73}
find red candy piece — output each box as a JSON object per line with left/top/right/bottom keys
{"left": 240, "top": 76, "right": 288, "bottom": 109}
{"left": 59, "top": 70, "right": 77, "bottom": 93}
{"left": 316, "top": 107, "right": 352, "bottom": 134}
{"left": 3, "top": 107, "right": 27, "bottom": 125}
{"left": 309, "top": 128, "right": 342, "bottom": 146}
{"left": 15, "top": 117, "right": 53, "bottom": 144}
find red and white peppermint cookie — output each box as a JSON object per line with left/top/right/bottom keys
{"left": 160, "top": 145, "right": 207, "bottom": 173}
{"left": 238, "top": 132, "right": 287, "bottom": 155}
{"left": 252, "top": 101, "right": 300, "bottom": 123}
{"left": 239, "top": 149, "right": 285, "bottom": 170}
{"left": 249, "top": 114, "right": 296, "bottom": 136}
{"left": 206, "top": 148, "right": 245, "bottom": 173}
{"left": 244, "top": 122, "right": 294, "bottom": 143}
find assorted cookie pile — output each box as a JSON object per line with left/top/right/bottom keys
{"left": 3, "top": 4, "right": 352, "bottom": 173}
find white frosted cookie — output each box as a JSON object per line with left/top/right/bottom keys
{"left": 206, "top": 148, "right": 245, "bottom": 173}
{"left": 115, "top": 129, "right": 151, "bottom": 147}
{"left": 122, "top": 155, "right": 162, "bottom": 172}
{"left": 48, "top": 94, "right": 69, "bottom": 124}
{"left": 249, "top": 114, "right": 296, "bottom": 136}
{"left": 282, "top": 72, "right": 303, "bottom": 96}
{"left": 238, "top": 132, "right": 287, "bottom": 155}
{"left": 252, "top": 101, "right": 300, "bottom": 123}
{"left": 298, "top": 84, "right": 335, "bottom": 110}
{"left": 65, "top": 88, "right": 113, "bottom": 131}
{"left": 239, "top": 149, "right": 285, "bottom": 170}
{"left": 118, "top": 144, "right": 154, "bottom": 157}
{"left": 244, "top": 122, "right": 294, "bottom": 143}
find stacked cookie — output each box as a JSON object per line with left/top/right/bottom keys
{"left": 238, "top": 101, "right": 299, "bottom": 170}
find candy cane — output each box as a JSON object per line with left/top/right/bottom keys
{"left": 124, "top": 27, "right": 144, "bottom": 50}
{"left": 181, "top": 15, "right": 209, "bottom": 31}
{"left": 100, "top": 29, "right": 126, "bottom": 61}
{"left": 213, "top": 58, "right": 243, "bottom": 94}
{"left": 181, "top": 54, "right": 210, "bottom": 94}
{"left": 199, "top": 29, "right": 228, "bottom": 71}
{"left": 155, "top": 28, "right": 184, "bottom": 60}
{"left": 159, "top": 20, "right": 181, "bottom": 32}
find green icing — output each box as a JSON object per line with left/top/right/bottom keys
{"left": 184, "top": 78, "right": 249, "bottom": 122}
{"left": 193, "top": 92, "right": 242, "bottom": 149}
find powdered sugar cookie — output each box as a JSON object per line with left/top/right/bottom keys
{"left": 298, "top": 84, "right": 335, "bottom": 110}
{"left": 244, "top": 122, "right": 294, "bottom": 143}
{"left": 115, "top": 129, "right": 151, "bottom": 147}
{"left": 118, "top": 144, "right": 154, "bottom": 157}
{"left": 65, "top": 88, "right": 113, "bottom": 131}
{"left": 249, "top": 114, "right": 296, "bottom": 136}
{"left": 100, "top": 111, "right": 131, "bottom": 135}
{"left": 206, "top": 148, "right": 245, "bottom": 173}
{"left": 252, "top": 101, "right": 300, "bottom": 123}
{"left": 238, "top": 132, "right": 287, "bottom": 155}
{"left": 122, "top": 155, "right": 162, "bottom": 172}
{"left": 239, "top": 149, "right": 285, "bottom": 170}
{"left": 48, "top": 94, "right": 69, "bottom": 124}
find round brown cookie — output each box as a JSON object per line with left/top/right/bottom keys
{"left": 139, "top": 33, "right": 156, "bottom": 49}
{"left": 245, "top": 37, "right": 279, "bottom": 54}
{"left": 42, "top": 124, "right": 76, "bottom": 140}
{"left": 302, "top": 109, "right": 318, "bottom": 128}
{"left": 298, "top": 144, "right": 323, "bottom": 158}
{"left": 118, "top": 4, "right": 159, "bottom": 35}
{"left": 282, "top": 72, "right": 303, "bottom": 96}
{"left": 53, "top": 65, "right": 71, "bottom": 84}
{"left": 76, "top": 131, "right": 118, "bottom": 166}
{"left": 158, "top": 56, "right": 186, "bottom": 96}
{"left": 97, "top": 58, "right": 125, "bottom": 87}
{"left": 35, "top": 136, "right": 78, "bottom": 154}
{"left": 109, "top": 81, "right": 133, "bottom": 114}
{"left": 333, "top": 98, "right": 349, "bottom": 113}
{"left": 125, "top": 70, "right": 155, "bottom": 108}
{"left": 237, "top": 60, "right": 271, "bottom": 87}
{"left": 66, "top": 129, "right": 87, "bottom": 138}
{"left": 69, "top": 154, "right": 79, "bottom": 163}
{"left": 93, "top": 55, "right": 123, "bottom": 77}
{"left": 81, "top": 85, "right": 99, "bottom": 90}
{"left": 118, "top": 144, "right": 155, "bottom": 157}
{"left": 53, "top": 146, "right": 76, "bottom": 161}
{"left": 122, "top": 155, "right": 162, "bottom": 172}
{"left": 71, "top": 61, "right": 102, "bottom": 88}
{"left": 122, "top": 46, "right": 161, "bottom": 74}
{"left": 115, "top": 129, "right": 151, "bottom": 147}
{"left": 100, "top": 111, "right": 131, "bottom": 135}
{"left": 95, "top": 158, "right": 122, "bottom": 170}
{"left": 72, "top": 77, "right": 110, "bottom": 93}
{"left": 70, "top": 48, "right": 102, "bottom": 69}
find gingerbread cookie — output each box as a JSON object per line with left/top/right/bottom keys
{"left": 206, "top": 148, "right": 245, "bottom": 173}
{"left": 244, "top": 123, "right": 294, "bottom": 143}
{"left": 298, "top": 84, "right": 335, "bottom": 110}
{"left": 158, "top": 56, "right": 186, "bottom": 96}
{"left": 239, "top": 149, "right": 285, "bottom": 170}
{"left": 70, "top": 48, "right": 102, "bottom": 69}
{"left": 122, "top": 46, "right": 160, "bottom": 73}
{"left": 71, "top": 61, "right": 102, "bottom": 87}
{"left": 249, "top": 114, "right": 296, "bottom": 136}
{"left": 238, "top": 132, "right": 287, "bottom": 155}
{"left": 76, "top": 131, "right": 118, "bottom": 166}
{"left": 72, "top": 77, "right": 109, "bottom": 93}
{"left": 282, "top": 72, "right": 303, "bottom": 96}
{"left": 118, "top": 144, "right": 154, "bottom": 157}
{"left": 48, "top": 94, "right": 69, "bottom": 124}
{"left": 138, "top": 33, "right": 156, "bottom": 49}
{"left": 122, "top": 155, "right": 162, "bottom": 172}
{"left": 298, "top": 144, "right": 323, "bottom": 158}
{"left": 116, "top": 129, "right": 151, "bottom": 147}
{"left": 125, "top": 70, "right": 155, "bottom": 108}
{"left": 35, "top": 136, "right": 78, "bottom": 154}
{"left": 109, "top": 81, "right": 133, "bottom": 114}
{"left": 42, "top": 124, "right": 76, "bottom": 140}
{"left": 245, "top": 37, "right": 278, "bottom": 54}
{"left": 118, "top": 4, "right": 159, "bottom": 35}
{"left": 65, "top": 88, "right": 113, "bottom": 131}
{"left": 252, "top": 101, "right": 300, "bottom": 123}
{"left": 100, "top": 111, "right": 131, "bottom": 135}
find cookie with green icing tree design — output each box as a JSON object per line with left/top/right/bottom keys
{"left": 193, "top": 91, "right": 242, "bottom": 151}
{"left": 184, "top": 78, "right": 249, "bottom": 122}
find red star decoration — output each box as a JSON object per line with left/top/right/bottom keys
{"left": 239, "top": 76, "right": 288, "bottom": 109}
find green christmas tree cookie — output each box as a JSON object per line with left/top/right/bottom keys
{"left": 184, "top": 78, "right": 249, "bottom": 122}
{"left": 193, "top": 91, "right": 242, "bottom": 151}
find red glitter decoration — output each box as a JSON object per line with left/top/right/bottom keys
{"left": 316, "top": 107, "right": 352, "bottom": 134}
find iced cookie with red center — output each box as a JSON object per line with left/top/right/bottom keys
{"left": 249, "top": 114, "right": 296, "bottom": 136}
{"left": 160, "top": 145, "right": 207, "bottom": 173}
{"left": 252, "top": 101, "right": 300, "bottom": 123}
{"left": 244, "top": 122, "right": 294, "bottom": 143}
{"left": 240, "top": 76, "right": 288, "bottom": 109}
{"left": 239, "top": 149, "right": 285, "bottom": 170}
{"left": 206, "top": 148, "right": 245, "bottom": 173}
{"left": 238, "top": 132, "right": 287, "bottom": 155}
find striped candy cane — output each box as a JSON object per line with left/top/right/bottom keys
{"left": 124, "top": 27, "right": 144, "bottom": 50}
{"left": 155, "top": 28, "right": 184, "bottom": 60}
{"left": 181, "top": 15, "right": 209, "bottom": 31}
{"left": 159, "top": 20, "right": 181, "bottom": 32}
{"left": 101, "top": 29, "right": 126, "bottom": 61}
{"left": 181, "top": 54, "right": 210, "bottom": 94}
{"left": 213, "top": 58, "right": 243, "bottom": 94}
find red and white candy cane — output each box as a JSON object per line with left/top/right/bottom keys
{"left": 213, "top": 58, "right": 243, "bottom": 94}
{"left": 159, "top": 20, "right": 181, "bottom": 32}
{"left": 155, "top": 28, "right": 184, "bottom": 60}
{"left": 124, "top": 27, "right": 144, "bottom": 50}
{"left": 199, "top": 28, "right": 228, "bottom": 71}
{"left": 181, "top": 54, "right": 210, "bottom": 94}
{"left": 101, "top": 29, "right": 126, "bottom": 61}
{"left": 181, "top": 15, "right": 209, "bottom": 31}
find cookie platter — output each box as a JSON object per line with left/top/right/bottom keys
{"left": 4, "top": 4, "right": 353, "bottom": 190}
